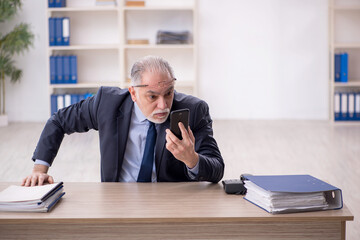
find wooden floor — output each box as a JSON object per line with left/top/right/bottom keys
{"left": 0, "top": 120, "right": 359, "bottom": 239}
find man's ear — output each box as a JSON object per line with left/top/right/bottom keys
{"left": 128, "top": 87, "right": 137, "bottom": 102}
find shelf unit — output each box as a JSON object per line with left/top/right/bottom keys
{"left": 46, "top": 0, "right": 198, "bottom": 115}
{"left": 329, "top": 0, "right": 360, "bottom": 123}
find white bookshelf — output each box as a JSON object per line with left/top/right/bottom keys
{"left": 329, "top": 0, "right": 360, "bottom": 123}
{"left": 46, "top": 0, "right": 198, "bottom": 115}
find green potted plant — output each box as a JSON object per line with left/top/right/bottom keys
{"left": 0, "top": 0, "right": 34, "bottom": 126}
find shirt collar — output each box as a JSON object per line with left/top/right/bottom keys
{"left": 133, "top": 102, "right": 147, "bottom": 123}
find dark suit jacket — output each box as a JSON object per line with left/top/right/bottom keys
{"left": 32, "top": 87, "right": 224, "bottom": 183}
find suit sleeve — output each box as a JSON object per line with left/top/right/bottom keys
{"left": 191, "top": 101, "right": 225, "bottom": 183}
{"left": 31, "top": 88, "right": 103, "bottom": 166}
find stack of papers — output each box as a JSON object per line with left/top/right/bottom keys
{"left": 0, "top": 182, "right": 65, "bottom": 212}
{"left": 243, "top": 175, "right": 343, "bottom": 214}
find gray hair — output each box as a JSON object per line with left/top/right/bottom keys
{"left": 130, "top": 56, "right": 175, "bottom": 85}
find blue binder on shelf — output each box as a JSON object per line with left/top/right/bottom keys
{"left": 48, "top": 0, "right": 56, "bottom": 8}
{"left": 63, "top": 56, "right": 70, "bottom": 83}
{"left": 50, "top": 95, "right": 58, "bottom": 115}
{"left": 50, "top": 56, "right": 57, "bottom": 84}
{"left": 334, "top": 92, "right": 340, "bottom": 121}
{"left": 334, "top": 53, "right": 341, "bottom": 82}
{"left": 243, "top": 175, "right": 343, "bottom": 214}
{"left": 49, "top": 18, "right": 56, "bottom": 46}
{"left": 70, "top": 55, "right": 77, "bottom": 84}
{"left": 55, "top": 0, "right": 66, "bottom": 7}
{"left": 71, "top": 94, "right": 79, "bottom": 105}
{"left": 62, "top": 17, "right": 70, "bottom": 46}
{"left": 55, "top": 18, "right": 63, "bottom": 46}
{"left": 56, "top": 56, "right": 63, "bottom": 84}
{"left": 340, "top": 53, "right": 348, "bottom": 83}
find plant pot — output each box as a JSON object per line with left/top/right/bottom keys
{"left": 0, "top": 114, "right": 8, "bottom": 127}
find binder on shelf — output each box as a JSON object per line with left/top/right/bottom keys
{"left": 56, "top": 56, "right": 63, "bottom": 83}
{"left": 64, "top": 94, "right": 71, "bottom": 107}
{"left": 63, "top": 56, "right": 70, "bottom": 83}
{"left": 356, "top": 93, "right": 360, "bottom": 120}
{"left": 243, "top": 175, "right": 343, "bottom": 214}
{"left": 71, "top": 95, "right": 79, "bottom": 105}
{"left": 348, "top": 93, "right": 355, "bottom": 120}
{"left": 62, "top": 17, "right": 70, "bottom": 46}
{"left": 50, "top": 56, "right": 56, "bottom": 84}
{"left": 340, "top": 92, "right": 348, "bottom": 120}
{"left": 51, "top": 95, "right": 58, "bottom": 115}
{"left": 57, "top": 95, "right": 64, "bottom": 110}
{"left": 334, "top": 92, "right": 340, "bottom": 121}
{"left": 334, "top": 53, "right": 341, "bottom": 82}
{"left": 48, "top": 0, "right": 56, "bottom": 8}
{"left": 340, "top": 53, "right": 348, "bottom": 83}
{"left": 55, "top": 0, "right": 66, "bottom": 8}
{"left": 70, "top": 55, "right": 78, "bottom": 84}
{"left": 49, "top": 18, "right": 56, "bottom": 46}
{"left": 55, "top": 18, "right": 63, "bottom": 46}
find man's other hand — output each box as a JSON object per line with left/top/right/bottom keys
{"left": 21, "top": 164, "right": 54, "bottom": 187}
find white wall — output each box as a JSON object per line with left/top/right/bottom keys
{"left": 2, "top": 0, "right": 329, "bottom": 122}
{"left": 198, "top": 0, "right": 329, "bottom": 119}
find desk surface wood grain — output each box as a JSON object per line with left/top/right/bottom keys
{"left": 0, "top": 182, "right": 354, "bottom": 224}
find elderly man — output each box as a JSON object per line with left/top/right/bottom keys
{"left": 23, "top": 56, "right": 224, "bottom": 186}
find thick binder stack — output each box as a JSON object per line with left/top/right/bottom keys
{"left": 243, "top": 175, "right": 343, "bottom": 214}
{"left": 156, "top": 31, "right": 190, "bottom": 44}
{"left": 50, "top": 55, "right": 77, "bottom": 84}
{"left": 334, "top": 91, "right": 360, "bottom": 121}
{"left": 0, "top": 182, "right": 65, "bottom": 212}
{"left": 49, "top": 17, "right": 70, "bottom": 46}
{"left": 48, "top": 0, "right": 66, "bottom": 8}
{"left": 334, "top": 53, "right": 348, "bottom": 83}
{"left": 51, "top": 93, "right": 94, "bottom": 115}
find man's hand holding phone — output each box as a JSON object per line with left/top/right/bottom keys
{"left": 166, "top": 119, "right": 199, "bottom": 169}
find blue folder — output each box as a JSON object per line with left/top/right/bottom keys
{"left": 63, "top": 56, "right": 70, "bottom": 83}
{"left": 55, "top": 18, "right": 63, "bottom": 46}
{"left": 340, "top": 53, "right": 348, "bottom": 83}
{"left": 70, "top": 55, "right": 77, "bottom": 84}
{"left": 50, "top": 56, "right": 56, "bottom": 84}
{"left": 49, "top": 18, "right": 56, "bottom": 46}
{"left": 56, "top": 56, "right": 63, "bottom": 83}
{"left": 334, "top": 54, "right": 341, "bottom": 82}
{"left": 50, "top": 95, "right": 58, "bottom": 115}
{"left": 243, "top": 175, "right": 343, "bottom": 214}
{"left": 48, "top": 0, "right": 56, "bottom": 8}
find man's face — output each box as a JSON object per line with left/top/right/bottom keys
{"left": 129, "top": 71, "right": 175, "bottom": 124}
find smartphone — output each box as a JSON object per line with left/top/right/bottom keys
{"left": 170, "top": 109, "right": 190, "bottom": 140}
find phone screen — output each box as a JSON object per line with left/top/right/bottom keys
{"left": 170, "top": 109, "right": 190, "bottom": 140}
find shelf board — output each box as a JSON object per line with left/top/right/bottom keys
{"left": 333, "top": 6, "right": 360, "bottom": 11}
{"left": 123, "top": 6, "right": 193, "bottom": 11}
{"left": 125, "top": 44, "right": 194, "bottom": 49}
{"left": 334, "top": 81, "right": 360, "bottom": 87}
{"left": 334, "top": 43, "right": 360, "bottom": 48}
{"left": 49, "top": 44, "right": 120, "bottom": 50}
{"left": 50, "top": 82, "right": 121, "bottom": 89}
{"left": 48, "top": 6, "right": 118, "bottom": 12}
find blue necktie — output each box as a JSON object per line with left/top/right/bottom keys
{"left": 137, "top": 122, "right": 157, "bottom": 182}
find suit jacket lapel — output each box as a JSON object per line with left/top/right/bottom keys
{"left": 116, "top": 96, "right": 134, "bottom": 180}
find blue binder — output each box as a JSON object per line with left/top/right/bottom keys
{"left": 63, "top": 56, "right": 70, "bottom": 83}
{"left": 334, "top": 92, "right": 340, "bottom": 121}
{"left": 244, "top": 175, "right": 343, "bottom": 214}
{"left": 55, "top": 0, "right": 66, "bottom": 7}
{"left": 71, "top": 94, "right": 79, "bottom": 105}
{"left": 50, "top": 56, "right": 57, "bottom": 84}
{"left": 70, "top": 55, "right": 77, "bottom": 84}
{"left": 56, "top": 56, "right": 63, "bottom": 84}
{"left": 55, "top": 18, "right": 62, "bottom": 45}
{"left": 62, "top": 17, "right": 70, "bottom": 46}
{"left": 334, "top": 54, "right": 341, "bottom": 82}
{"left": 48, "top": 0, "right": 56, "bottom": 8}
{"left": 340, "top": 53, "right": 348, "bottom": 83}
{"left": 49, "top": 18, "right": 56, "bottom": 46}
{"left": 50, "top": 95, "right": 58, "bottom": 115}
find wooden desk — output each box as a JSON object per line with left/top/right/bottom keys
{"left": 0, "top": 182, "right": 354, "bottom": 240}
